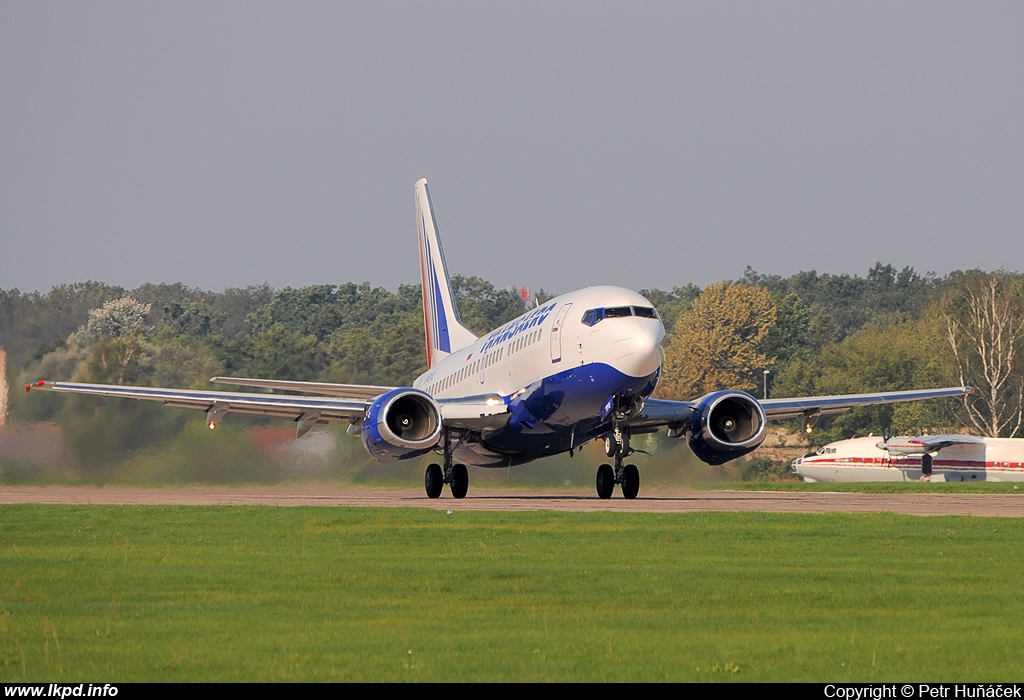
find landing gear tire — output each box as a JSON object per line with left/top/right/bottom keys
{"left": 450, "top": 463, "right": 469, "bottom": 499}
{"left": 425, "top": 463, "right": 443, "bottom": 499}
{"left": 621, "top": 464, "right": 640, "bottom": 500}
{"left": 596, "top": 464, "right": 615, "bottom": 499}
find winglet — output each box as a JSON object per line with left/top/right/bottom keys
{"left": 415, "top": 178, "right": 478, "bottom": 368}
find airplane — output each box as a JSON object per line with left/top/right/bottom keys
{"left": 792, "top": 433, "right": 1024, "bottom": 483}
{"left": 26, "top": 178, "right": 972, "bottom": 499}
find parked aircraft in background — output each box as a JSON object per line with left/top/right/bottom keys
{"left": 793, "top": 434, "right": 1024, "bottom": 482}
{"left": 28, "top": 179, "right": 971, "bottom": 499}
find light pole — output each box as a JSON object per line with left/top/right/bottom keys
{"left": 763, "top": 369, "right": 770, "bottom": 400}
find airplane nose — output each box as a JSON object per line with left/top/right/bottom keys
{"left": 609, "top": 319, "right": 664, "bottom": 377}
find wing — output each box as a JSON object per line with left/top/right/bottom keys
{"left": 26, "top": 379, "right": 376, "bottom": 437}
{"left": 209, "top": 376, "right": 393, "bottom": 400}
{"left": 435, "top": 393, "right": 510, "bottom": 430}
{"left": 879, "top": 433, "right": 985, "bottom": 455}
{"left": 759, "top": 386, "right": 973, "bottom": 420}
{"left": 26, "top": 378, "right": 511, "bottom": 437}
{"left": 629, "top": 386, "right": 972, "bottom": 433}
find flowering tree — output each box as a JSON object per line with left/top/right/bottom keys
{"left": 85, "top": 297, "right": 150, "bottom": 339}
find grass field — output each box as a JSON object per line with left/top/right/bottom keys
{"left": 2, "top": 504, "right": 1023, "bottom": 681}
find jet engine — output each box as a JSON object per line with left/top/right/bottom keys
{"left": 685, "top": 390, "right": 767, "bottom": 465}
{"left": 361, "top": 388, "right": 443, "bottom": 463}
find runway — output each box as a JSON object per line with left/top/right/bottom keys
{"left": 1, "top": 485, "right": 1023, "bottom": 517}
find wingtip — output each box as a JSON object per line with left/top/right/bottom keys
{"left": 25, "top": 379, "right": 50, "bottom": 392}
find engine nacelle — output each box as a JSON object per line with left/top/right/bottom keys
{"left": 686, "top": 390, "right": 767, "bottom": 465}
{"left": 361, "top": 388, "right": 442, "bottom": 463}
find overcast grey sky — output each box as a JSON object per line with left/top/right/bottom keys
{"left": 2, "top": 2, "right": 1022, "bottom": 295}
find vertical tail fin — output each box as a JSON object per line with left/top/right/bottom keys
{"left": 415, "top": 178, "right": 478, "bottom": 368}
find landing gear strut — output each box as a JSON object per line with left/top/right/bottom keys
{"left": 920, "top": 453, "right": 933, "bottom": 482}
{"left": 424, "top": 429, "right": 469, "bottom": 499}
{"left": 596, "top": 424, "right": 639, "bottom": 499}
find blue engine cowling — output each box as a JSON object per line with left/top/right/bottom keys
{"left": 686, "top": 390, "right": 767, "bottom": 465}
{"left": 361, "top": 388, "right": 443, "bottom": 463}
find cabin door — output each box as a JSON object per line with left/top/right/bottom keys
{"left": 550, "top": 303, "right": 572, "bottom": 363}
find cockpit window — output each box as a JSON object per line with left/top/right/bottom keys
{"left": 582, "top": 305, "right": 660, "bottom": 326}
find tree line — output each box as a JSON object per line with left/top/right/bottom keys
{"left": 1, "top": 264, "right": 1022, "bottom": 478}
{"left": 655, "top": 264, "right": 1024, "bottom": 443}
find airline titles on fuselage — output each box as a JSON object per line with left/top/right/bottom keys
{"left": 420, "top": 302, "right": 558, "bottom": 396}
{"left": 481, "top": 302, "right": 557, "bottom": 352}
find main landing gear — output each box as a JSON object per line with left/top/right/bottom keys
{"left": 424, "top": 429, "right": 469, "bottom": 499}
{"left": 596, "top": 425, "right": 639, "bottom": 499}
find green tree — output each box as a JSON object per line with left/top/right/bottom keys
{"left": 57, "top": 334, "right": 185, "bottom": 473}
{"left": 247, "top": 285, "right": 344, "bottom": 341}
{"left": 159, "top": 300, "right": 224, "bottom": 339}
{"left": 762, "top": 292, "right": 810, "bottom": 370}
{"left": 0, "top": 282, "right": 123, "bottom": 366}
{"left": 640, "top": 284, "right": 700, "bottom": 332}
{"left": 745, "top": 263, "right": 937, "bottom": 346}
{"left": 657, "top": 282, "right": 776, "bottom": 400}
{"left": 328, "top": 313, "right": 426, "bottom": 385}
{"left": 450, "top": 276, "right": 526, "bottom": 335}
{"left": 773, "top": 314, "right": 960, "bottom": 443}
{"left": 208, "top": 285, "right": 274, "bottom": 338}
{"left": 221, "top": 326, "right": 326, "bottom": 381}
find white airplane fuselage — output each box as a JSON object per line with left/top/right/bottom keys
{"left": 793, "top": 435, "right": 1024, "bottom": 482}
{"left": 413, "top": 285, "right": 665, "bottom": 467}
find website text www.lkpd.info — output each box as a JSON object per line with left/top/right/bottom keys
{"left": 4, "top": 686, "right": 117, "bottom": 698}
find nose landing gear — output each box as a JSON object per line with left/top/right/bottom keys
{"left": 596, "top": 425, "right": 639, "bottom": 499}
